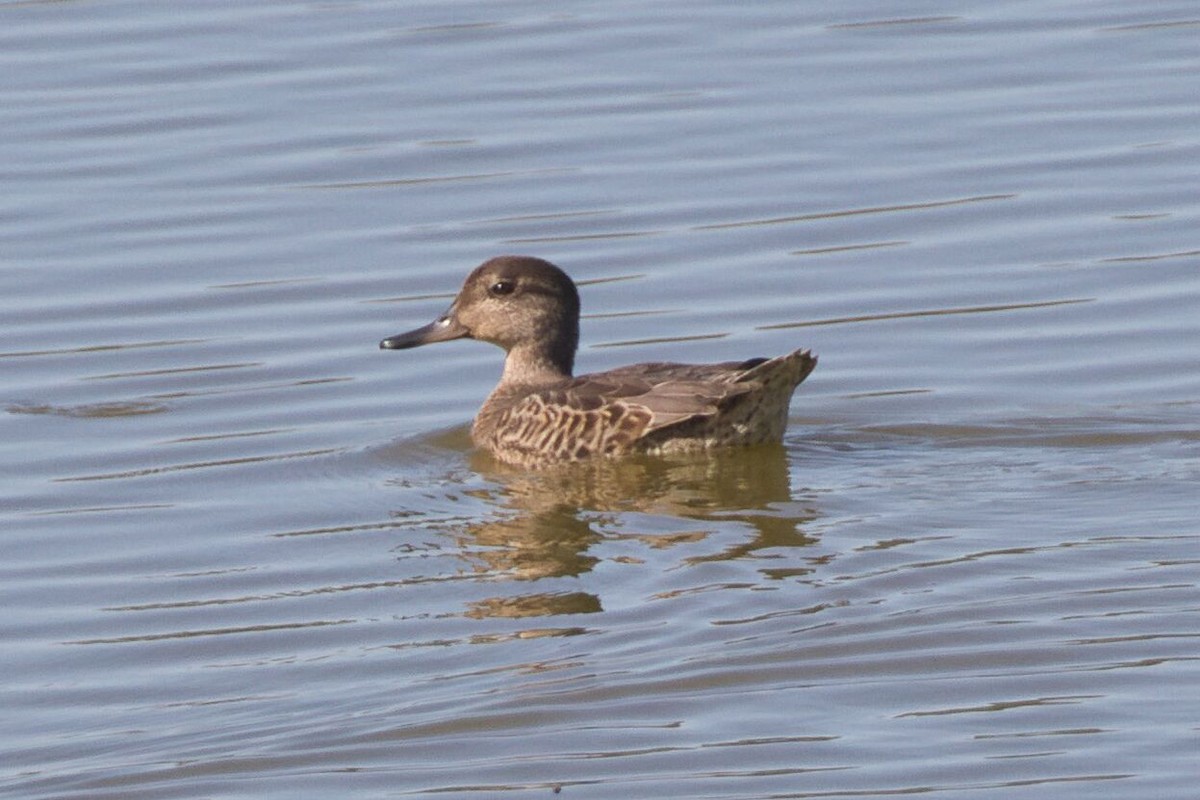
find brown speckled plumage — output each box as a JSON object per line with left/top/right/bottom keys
{"left": 381, "top": 256, "right": 817, "bottom": 468}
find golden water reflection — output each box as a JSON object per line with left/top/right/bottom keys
{"left": 445, "top": 445, "right": 818, "bottom": 620}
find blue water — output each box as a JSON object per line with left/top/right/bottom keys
{"left": 3, "top": 2, "right": 1198, "bottom": 798}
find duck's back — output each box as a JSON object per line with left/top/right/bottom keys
{"left": 473, "top": 348, "right": 817, "bottom": 467}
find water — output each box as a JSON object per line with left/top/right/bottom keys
{"left": 3, "top": 1, "right": 1198, "bottom": 797}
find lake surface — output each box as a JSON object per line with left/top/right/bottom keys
{"left": 3, "top": 1, "right": 1198, "bottom": 798}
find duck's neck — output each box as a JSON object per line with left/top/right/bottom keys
{"left": 500, "top": 342, "right": 574, "bottom": 386}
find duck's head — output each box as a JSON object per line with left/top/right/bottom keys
{"left": 380, "top": 255, "right": 581, "bottom": 379}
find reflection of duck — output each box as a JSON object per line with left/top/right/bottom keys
{"left": 381, "top": 256, "right": 817, "bottom": 468}
{"left": 462, "top": 443, "right": 817, "bottom": 581}
{"left": 415, "top": 443, "right": 820, "bottom": 622}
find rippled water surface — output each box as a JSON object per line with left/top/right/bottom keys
{"left": 3, "top": 1, "right": 1199, "bottom": 798}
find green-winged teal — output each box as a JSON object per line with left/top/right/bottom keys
{"left": 380, "top": 256, "right": 817, "bottom": 468}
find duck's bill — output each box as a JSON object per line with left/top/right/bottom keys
{"left": 380, "top": 313, "right": 469, "bottom": 350}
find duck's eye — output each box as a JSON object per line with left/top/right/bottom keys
{"left": 489, "top": 279, "right": 516, "bottom": 296}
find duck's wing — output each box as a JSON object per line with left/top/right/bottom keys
{"left": 568, "top": 369, "right": 751, "bottom": 432}
{"left": 582, "top": 349, "right": 816, "bottom": 435}
{"left": 481, "top": 349, "right": 816, "bottom": 466}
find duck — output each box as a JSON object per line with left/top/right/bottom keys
{"left": 380, "top": 256, "right": 817, "bottom": 468}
